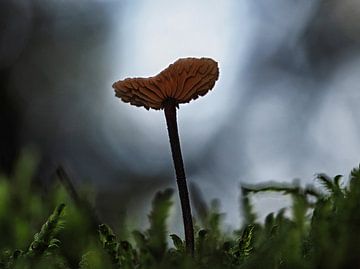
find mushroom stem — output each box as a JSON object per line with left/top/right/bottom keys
{"left": 163, "top": 99, "right": 194, "bottom": 256}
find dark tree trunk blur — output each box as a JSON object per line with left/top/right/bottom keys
{"left": 0, "top": 68, "right": 21, "bottom": 174}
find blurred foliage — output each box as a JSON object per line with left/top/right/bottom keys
{"left": 1, "top": 152, "right": 360, "bottom": 268}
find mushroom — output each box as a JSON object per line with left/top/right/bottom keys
{"left": 112, "top": 57, "right": 219, "bottom": 255}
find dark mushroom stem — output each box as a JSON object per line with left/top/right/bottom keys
{"left": 163, "top": 98, "right": 194, "bottom": 256}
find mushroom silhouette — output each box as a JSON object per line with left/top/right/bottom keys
{"left": 113, "top": 57, "right": 219, "bottom": 255}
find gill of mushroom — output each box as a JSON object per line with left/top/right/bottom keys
{"left": 112, "top": 57, "right": 219, "bottom": 256}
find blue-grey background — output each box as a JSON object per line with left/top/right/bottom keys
{"left": 1, "top": 0, "right": 360, "bottom": 232}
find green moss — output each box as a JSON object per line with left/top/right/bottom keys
{"left": 1, "top": 152, "right": 360, "bottom": 268}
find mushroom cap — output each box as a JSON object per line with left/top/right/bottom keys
{"left": 112, "top": 57, "right": 219, "bottom": 110}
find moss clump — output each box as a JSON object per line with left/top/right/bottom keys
{"left": 1, "top": 153, "right": 360, "bottom": 268}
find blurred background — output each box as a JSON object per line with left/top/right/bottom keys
{"left": 1, "top": 0, "right": 360, "bottom": 232}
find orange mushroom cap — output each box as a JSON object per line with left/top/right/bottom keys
{"left": 112, "top": 57, "right": 219, "bottom": 110}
